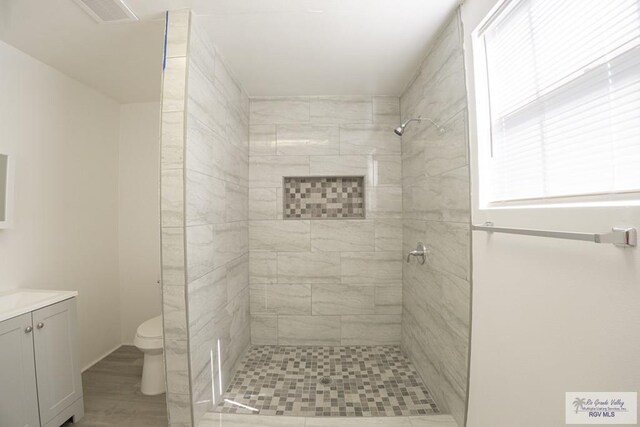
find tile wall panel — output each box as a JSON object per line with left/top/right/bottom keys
{"left": 160, "top": 11, "right": 251, "bottom": 427}
{"left": 159, "top": 9, "right": 192, "bottom": 427}
{"left": 399, "top": 10, "right": 470, "bottom": 427}
{"left": 248, "top": 96, "right": 403, "bottom": 346}
{"left": 184, "top": 16, "right": 252, "bottom": 426}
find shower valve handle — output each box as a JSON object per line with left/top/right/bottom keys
{"left": 406, "top": 242, "right": 427, "bottom": 265}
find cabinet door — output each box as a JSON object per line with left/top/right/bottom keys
{"left": 0, "top": 313, "right": 40, "bottom": 427}
{"left": 32, "top": 298, "right": 82, "bottom": 426}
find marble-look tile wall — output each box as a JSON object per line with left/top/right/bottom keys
{"left": 160, "top": 10, "right": 251, "bottom": 427}
{"left": 399, "top": 10, "right": 470, "bottom": 427}
{"left": 248, "top": 96, "right": 403, "bottom": 346}
{"left": 185, "top": 16, "right": 251, "bottom": 426}
{"left": 160, "top": 9, "right": 192, "bottom": 427}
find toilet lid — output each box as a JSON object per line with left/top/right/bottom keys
{"left": 137, "top": 315, "right": 162, "bottom": 339}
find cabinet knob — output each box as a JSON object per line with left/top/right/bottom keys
{"left": 25, "top": 326, "right": 33, "bottom": 333}
{"left": 36, "top": 322, "right": 44, "bottom": 329}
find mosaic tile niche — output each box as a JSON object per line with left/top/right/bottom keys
{"left": 283, "top": 176, "right": 365, "bottom": 219}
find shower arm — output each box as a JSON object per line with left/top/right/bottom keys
{"left": 408, "top": 117, "right": 434, "bottom": 127}
{"left": 408, "top": 117, "right": 445, "bottom": 132}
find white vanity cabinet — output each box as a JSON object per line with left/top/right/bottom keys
{"left": 0, "top": 294, "right": 84, "bottom": 427}
{"left": 0, "top": 312, "right": 40, "bottom": 427}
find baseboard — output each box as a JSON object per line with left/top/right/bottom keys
{"left": 82, "top": 342, "right": 123, "bottom": 372}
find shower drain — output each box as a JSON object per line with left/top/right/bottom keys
{"left": 318, "top": 376, "right": 333, "bottom": 386}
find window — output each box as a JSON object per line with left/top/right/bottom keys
{"left": 473, "top": 0, "right": 640, "bottom": 206}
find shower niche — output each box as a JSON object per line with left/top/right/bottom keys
{"left": 283, "top": 176, "right": 365, "bottom": 220}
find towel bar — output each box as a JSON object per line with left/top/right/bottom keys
{"left": 472, "top": 222, "right": 636, "bottom": 247}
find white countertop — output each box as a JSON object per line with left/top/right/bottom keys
{"left": 0, "top": 288, "right": 78, "bottom": 322}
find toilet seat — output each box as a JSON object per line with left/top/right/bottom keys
{"left": 134, "top": 315, "right": 163, "bottom": 350}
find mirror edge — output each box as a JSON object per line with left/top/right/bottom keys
{"left": 0, "top": 153, "right": 15, "bottom": 230}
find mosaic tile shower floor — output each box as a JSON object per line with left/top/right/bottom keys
{"left": 214, "top": 346, "right": 439, "bottom": 417}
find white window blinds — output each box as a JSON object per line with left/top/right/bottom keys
{"left": 477, "top": 0, "right": 640, "bottom": 203}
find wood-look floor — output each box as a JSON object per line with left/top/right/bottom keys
{"left": 64, "top": 345, "right": 167, "bottom": 427}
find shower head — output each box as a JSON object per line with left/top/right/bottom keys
{"left": 393, "top": 117, "right": 445, "bottom": 136}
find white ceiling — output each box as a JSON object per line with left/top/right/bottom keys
{"left": 0, "top": 0, "right": 459, "bottom": 102}
{"left": 0, "top": 0, "right": 170, "bottom": 103}
{"left": 192, "top": 0, "right": 460, "bottom": 97}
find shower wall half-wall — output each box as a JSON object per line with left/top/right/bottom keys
{"left": 400, "top": 10, "right": 470, "bottom": 427}
{"left": 159, "top": 10, "right": 251, "bottom": 427}
{"left": 159, "top": 8, "right": 471, "bottom": 427}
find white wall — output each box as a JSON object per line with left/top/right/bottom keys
{"left": 461, "top": 1, "right": 640, "bottom": 426}
{"left": 118, "top": 102, "right": 161, "bottom": 344}
{"left": 0, "top": 41, "right": 121, "bottom": 369}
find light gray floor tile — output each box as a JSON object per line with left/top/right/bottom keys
{"left": 63, "top": 346, "right": 167, "bottom": 426}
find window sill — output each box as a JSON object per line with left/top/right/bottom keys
{"left": 480, "top": 192, "right": 640, "bottom": 210}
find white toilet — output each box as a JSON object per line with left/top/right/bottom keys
{"left": 134, "top": 315, "right": 165, "bottom": 395}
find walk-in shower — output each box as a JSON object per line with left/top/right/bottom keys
{"left": 159, "top": 7, "right": 470, "bottom": 427}
{"left": 394, "top": 117, "right": 446, "bottom": 136}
